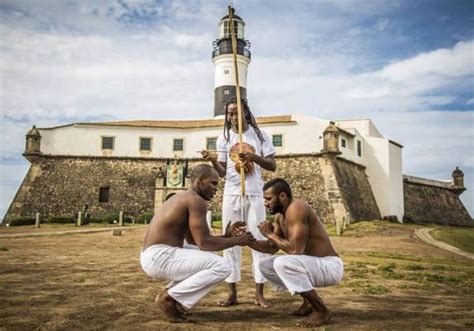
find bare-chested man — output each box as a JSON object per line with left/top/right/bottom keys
{"left": 249, "top": 178, "right": 344, "bottom": 327}
{"left": 140, "top": 164, "right": 255, "bottom": 323}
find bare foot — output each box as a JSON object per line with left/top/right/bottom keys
{"left": 255, "top": 297, "right": 272, "bottom": 308}
{"left": 218, "top": 294, "right": 238, "bottom": 307}
{"left": 296, "top": 310, "right": 331, "bottom": 328}
{"left": 175, "top": 302, "right": 191, "bottom": 316}
{"left": 156, "top": 291, "right": 187, "bottom": 323}
{"left": 291, "top": 299, "right": 313, "bottom": 316}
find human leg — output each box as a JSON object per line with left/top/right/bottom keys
{"left": 141, "top": 245, "right": 231, "bottom": 312}
{"left": 296, "top": 290, "right": 332, "bottom": 327}
{"left": 165, "top": 249, "right": 232, "bottom": 309}
{"left": 258, "top": 255, "right": 287, "bottom": 291}
{"left": 248, "top": 195, "right": 271, "bottom": 307}
{"left": 219, "top": 195, "right": 242, "bottom": 306}
{"left": 272, "top": 255, "right": 343, "bottom": 327}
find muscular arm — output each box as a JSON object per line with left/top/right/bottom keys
{"left": 239, "top": 152, "right": 276, "bottom": 172}
{"left": 189, "top": 198, "right": 247, "bottom": 251}
{"left": 265, "top": 209, "right": 308, "bottom": 255}
{"left": 201, "top": 151, "right": 226, "bottom": 177}
{"left": 212, "top": 161, "right": 226, "bottom": 178}
{"left": 252, "top": 153, "right": 276, "bottom": 172}
{"left": 248, "top": 220, "right": 281, "bottom": 254}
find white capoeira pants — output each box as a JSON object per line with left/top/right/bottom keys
{"left": 259, "top": 255, "right": 344, "bottom": 295}
{"left": 140, "top": 244, "right": 231, "bottom": 309}
{"left": 222, "top": 194, "right": 270, "bottom": 284}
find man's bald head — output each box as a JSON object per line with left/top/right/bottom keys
{"left": 190, "top": 164, "right": 218, "bottom": 183}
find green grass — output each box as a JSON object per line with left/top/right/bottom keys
{"left": 212, "top": 220, "right": 222, "bottom": 229}
{"left": 345, "top": 280, "right": 390, "bottom": 295}
{"left": 430, "top": 227, "right": 474, "bottom": 253}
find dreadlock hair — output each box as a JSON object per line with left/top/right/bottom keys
{"left": 223, "top": 97, "right": 265, "bottom": 143}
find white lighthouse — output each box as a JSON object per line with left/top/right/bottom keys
{"left": 212, "top": 8, "right": 251, "bottom": 117}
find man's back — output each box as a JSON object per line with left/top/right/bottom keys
{"left": 280, "top": 199, "right": 338, "bottom": 257}
{"left": 143, "top": 190, "right": 202, "bottom": 250}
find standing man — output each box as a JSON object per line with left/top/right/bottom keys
{"left": 140, "top": 164, "right": 255, "bottom": 323}
{"left": 251, "top": 178, "right": 344, "bottom": 327}
{"left": 201, "top": 98, "right": 276, "bottom": 307}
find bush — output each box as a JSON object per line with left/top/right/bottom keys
{"left": 9, "top": 217, "right": 35, "bottom": 226}
{"left": 137, "top": 212, "right": 154, "bottom": 224}
{"left": 49, "top": 216, "right": 75, "bottom": 224}
{"left": 89, "top": 217, "right": 105, "bottom": 224}
{"left": 102, "top": 213, "right": 131, "bottom": 224}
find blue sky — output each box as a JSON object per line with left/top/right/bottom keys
{"left": 0, "top": 0, "right": 473, "bottom": 219}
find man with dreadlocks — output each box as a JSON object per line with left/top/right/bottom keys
{"left": 201, "top": 97, "right": 276, "bottom": 308}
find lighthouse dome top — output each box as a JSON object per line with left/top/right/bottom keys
{"left": 220, "top": 13, "right": 244, "bottom": 22}
{"left": 217, "top": 10, "right": 246, "bottom": 40}
{"left": 220, "top": 7, "right": 244, "bottom": 23}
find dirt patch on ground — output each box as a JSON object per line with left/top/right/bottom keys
{"left": 0, "top": 222, "right": 473, "bottom": 330}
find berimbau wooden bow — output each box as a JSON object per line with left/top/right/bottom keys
{"left": 228, "top": 5, "right": 247, "bottom": 221}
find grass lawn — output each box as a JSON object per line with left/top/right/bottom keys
{"left": 431, "top": 227, "right": 474, "bottom": 253}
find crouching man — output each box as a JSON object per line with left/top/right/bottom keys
{"left": 249, "top": 178, "right": 344, "bottom": 327}
{"left": 140, "top": 164, "right": 255, "bottom": 323}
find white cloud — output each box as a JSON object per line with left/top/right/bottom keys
{"left": 377, "top": 40, "right": 474, "bottom": 81}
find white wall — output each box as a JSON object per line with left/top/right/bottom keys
{"left": 337, "top": 130, "right": 365, "bottom": 165}
{"left": 39, "top": 114, "right": 373, "bottom": 165}
{"left": 364, "top": 136, "right": 390, "bottom": 218}
{"left": 388, "top": 142, "right": 404, "bottom": 220}
{"left": 363, "top": 136, "right": 404, "bottom": 221}
{"left": 213, "top": 55, "right": 250, "bottom": 88}
{"left": 40, "top": 125, "right": 224, "bottom": 158}
{"left": 337, "top": 119, "right": 383, "bottom": 138}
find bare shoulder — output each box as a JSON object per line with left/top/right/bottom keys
{"left": 286, "top": 199, "right": 311, "bottom": 220}
{"left": 181, "top": 190, "right": 206, "bottom": 210}
{"left": 287, "top": 199, "right": 310, "bottom": 213}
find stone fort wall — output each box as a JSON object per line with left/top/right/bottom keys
{"left": 4, "top": 154, "right": 381, "bottom": 224}
{"left": 403, "top": 177, "right": 472, "bottom": 227}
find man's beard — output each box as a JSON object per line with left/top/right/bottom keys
{"left": 269, "top": 200, "right": 283, "bottom": 214}
{"left": 198, "top": 191, "right": 212, "bottom": 201}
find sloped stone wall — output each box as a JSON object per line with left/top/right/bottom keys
{"left": 5, "top": 154, "right": 381, "bottom": 224}
{"left": 333, "top": 158, "right": 381, "bottom": 221}
{"left": 403, "top": 180, "right": 473, "bottom": 227}
{"left": 5, "top": 156, "right": 165, "bottom": 222}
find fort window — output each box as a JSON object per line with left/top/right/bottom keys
{"left": 140, "top": 137, "right": 152, "bottom": 151}
{"left": 99, "top": 187, "right": 110, "bottom": 203}
{"left": 224, "top": 68, "right": 230, "bottom": 75}
{"left": 341, "top": 138, "right": 346, "bottom": 148}
{"left": 173, "top": 139, "right": 184, "bottom": 152}
{"left": 272, "top": 134, "right": 283, "bottom": 147}
{"left": 207, "top": 137, "right": 217, "bottom": 151}
{"left": 224, "top": 89, "right": 230, "bottom": 95}
{"left": 357, "top": 140, "right": 362, "bottom": 157}
{"left": 101, "top": 136, "right": 114, "bottom": 150}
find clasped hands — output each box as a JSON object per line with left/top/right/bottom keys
{"left": 224, "top": 221, "right": 256, "bottom": 246}
{"left": 224, "top": 220, "right": 274, "bottom": 244}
